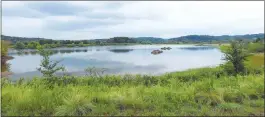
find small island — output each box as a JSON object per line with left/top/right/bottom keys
{"left": 151, "top": 50, "right": 163, "bottom": 55}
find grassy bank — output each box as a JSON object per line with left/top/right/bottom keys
{"left": 246, "top": 53, "right": 264, "bottom": 69}
{"left": 1, "top": 66, "right": 264, "bottom": 116}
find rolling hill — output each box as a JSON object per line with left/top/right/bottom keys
{"left": 1, "top": 33, "right": 264, "bottom": 44}
{"left": 168, "top": 33, "right": 264, "bottom": 43}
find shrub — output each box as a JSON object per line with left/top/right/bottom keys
{"left": 248, "top": 43, "right": 264, "bottom": 53}
{"left": 223, "top": 41, "right": 250, "bottom": 75}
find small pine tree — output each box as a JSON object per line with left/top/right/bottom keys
{"left": 37, "top": 46, "right": 65, "bottom": 77}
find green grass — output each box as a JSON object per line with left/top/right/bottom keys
{"left": 1, "top": 67, "right": 264, "bottom": 116}
{"left": 2, "top": 42, "right": 264, "bottom": 116}
{"left": 248, "top": 43, "right": 264, "bottom": 53}
{"left": 246, "top": 53, "right": 264, "bottom": 68}
{"left": 219, "top": 44, "right": 230, "bottom": 52}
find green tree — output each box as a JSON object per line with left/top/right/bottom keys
{"left": 37, "top": 46, "right": 65, "bottom": 77}
{"left": 254, "top": 38, "right": 261, "bottom": 43}
{"left": 67, "top": 43, "right": 75, "bottom": 47}
{"left": 1, "top": 40, "right": 12, "bottom": 72}
{"left": 223, "top": 40, "right": 249, "bottom": 75}
{"left": 1, "top": 40, "right": 9, "bottom": 56}
{"left": 39, "top": 40, "right": 46, "bottom": 45}
{"left": 95, "top": 40, "right": 101, "bottom": 45}
{"left": 27, "top": 41, "right": 40, "bottom": 49}
{"left": 14, "top": 42, "right": 26, "bottom": 49}
{"left": 79, "top": 42, "right": 84, "bottom": 47}
{"left": 56, "top": 41, "right": 61, "bottom": 47}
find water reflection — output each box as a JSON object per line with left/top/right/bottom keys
{"left": 109, "top": 49, "right": 134, "bottom": 53}
{"left": 179, "top": 46, "right": 215, "bottom": 51}
{"left": 7, "top": 45, "right": 224, "bottom": 79}
{"left": 9, "top": 48, "right": 89, "bottom": 56}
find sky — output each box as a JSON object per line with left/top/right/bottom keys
{"left": 2, "top": 1, "right": 264, "bottom": 40}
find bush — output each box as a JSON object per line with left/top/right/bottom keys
{"left": 14, "top": 42, "right": 26, "bottom": 49}
{"left": 248, "top": 43, "right": 264, "bottom": 53}
{"left": 223, "top": 41, "right": 250, "bottom": 75}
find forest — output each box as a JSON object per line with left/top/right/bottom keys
{"left": 2, "top": 33, "right": 264, "bottom": 49}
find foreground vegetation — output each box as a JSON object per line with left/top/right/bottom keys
{"left": 1, "top": 66, "right": 264, "bottom": 116}
{"left": 1, "top": 40, "right": 13, "bottom": 77}
{"left": 1, "top": 39, "right": 264, "bottom": 116}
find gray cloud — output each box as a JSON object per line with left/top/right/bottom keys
{"left": 43, "top": 18, "right": 123, "bottom": 31}
{"left": 2, "top": 1, "right": 264, "bottom": 40}
{"left": 2, "top": 4, "right": 46, "bottom": 18}
{"left": 26, "top": 2, "right": 88, "bottom": 16}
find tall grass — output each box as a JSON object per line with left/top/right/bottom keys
{"left": 1, "top": 67, "right": 264, "bottom": 116}
{"left": 245, "top": 53, "right": 264, "bottom": 68}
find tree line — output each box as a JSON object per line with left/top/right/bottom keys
{"left": 1, "top": 34, "right": 264, "bottom": 50}
{"left": 12, "top": 37, "right": 139, "bottom": 49}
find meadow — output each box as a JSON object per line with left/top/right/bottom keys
{"left": 1, "top": 40, "right": 264, "bottom": 116}
{"left": 1, "top": 65, "right": 264, "bottom": 116}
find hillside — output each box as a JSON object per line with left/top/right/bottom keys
{"left": 1, "top": 35, "right": 51, "bottom": 43}
{"left": 168, "top": 33, "right": 264, "bottom": 43}
{"left": 133, "top": 37, "right": 167, "bottom": 43}
{"left": 2, "top": 33, "right": 264, "bottom": 44}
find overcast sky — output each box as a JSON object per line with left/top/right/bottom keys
{"left": 2, "top": 1, "right": 264, "bottom": 40}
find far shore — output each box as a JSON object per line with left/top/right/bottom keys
{"left": 9, "top": 43, "right": 223, "bottom": 51}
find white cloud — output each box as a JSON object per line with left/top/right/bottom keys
{"left": 2, "top": 1, "right": 264, "bottom": 40}
{"left": 2, "top": 17, "right": 44, "bottom": 37}
{"left": 2, "top": 1, "right": 24, "bottom": 8}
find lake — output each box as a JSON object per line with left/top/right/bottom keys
{"left": 7, "top": 45, "right": 224, "bottom": 80}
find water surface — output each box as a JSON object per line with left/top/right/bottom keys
{"left": 7, "top": 45, "right": 224, "bottom": 80}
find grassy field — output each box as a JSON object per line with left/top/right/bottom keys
{"left": 1, "top": 66, "right": 264, "bottom": 116}
{"left": 1, "top": 43, "right": 264, "bottom": 116}
{"left": 245, "top": 53, "right": 264, "bottom": 69}
{"left": 219, "top": 44, "right": 230, "bottom": 52}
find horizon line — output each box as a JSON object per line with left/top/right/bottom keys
{"left": 1, "top": 32, "right": 264, "bottom": 41}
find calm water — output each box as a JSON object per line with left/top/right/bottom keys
{"left": 7, "top": 45, "right": 224, "bottom": 80}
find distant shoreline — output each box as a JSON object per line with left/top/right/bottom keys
{"left": 9, "top": 43, "right": 218, "bottom": 51}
